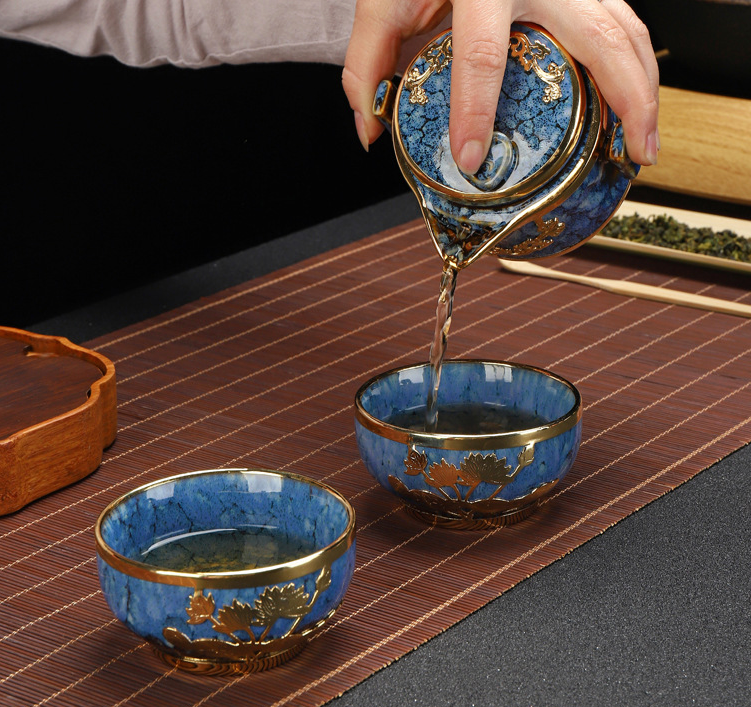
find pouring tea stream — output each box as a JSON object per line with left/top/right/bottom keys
{"left": 373, "top": 24, "right": 639, "bottom": 430}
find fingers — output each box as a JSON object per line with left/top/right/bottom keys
{"left": 449, "top": 0, "right": 513, "bottom": 174}
{"left": 598, "top": 0, "right": 660, "bottom": 163}
{"left": 342, "top": 1, "right": 403, "bottom": 150}
{"left": 343, "top": 0, "right": 660, "bottom": 169}
{"left": 527, "top": 0, "right": 660, "bottom": 165}
{"left": 450, "top": 0, "right": 659, "bottom": 169}
{"left": 599, "top": 0, "right": 659, "bottom": 95}
{"left": 342, "top": 0, "right": 452, "bottom": 151}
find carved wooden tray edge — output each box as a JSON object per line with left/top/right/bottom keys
{"left": 0, "top": 326, "right": 117, "bottom": 516}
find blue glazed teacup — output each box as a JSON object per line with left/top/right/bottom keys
{"left": 95, "top": 469, "right": 356, "bottom": 675}
{"left": 373, "top": 24, "right": 638, "bottom": 268}
{"left": 355, "top": 360, "right": 581, "bottom": 529}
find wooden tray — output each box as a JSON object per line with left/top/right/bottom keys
{"left": 0, "top": 326, "right": 116, "bottom": 515}
{"left": 633, "top": 86, "right": 751, "bottom": 206}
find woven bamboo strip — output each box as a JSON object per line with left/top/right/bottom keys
{"left": 1, "top": 221, "right": 749, "bottom": 707}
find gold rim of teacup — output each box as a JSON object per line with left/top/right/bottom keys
{"left": 393, "top": 23, "right": 587, "bottom": 206}
{"left": 354, "top": 359, "right": 582, "bottom": 451}
{"left": 95, "top": 469, "right": 356, "bottom": 590}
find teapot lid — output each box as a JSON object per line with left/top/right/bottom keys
{"left": 393, "top": 24, "right": 585, "bottom": 204}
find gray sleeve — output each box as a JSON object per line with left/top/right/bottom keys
{"left": 0, "top": 0, "right": 356, "bottom": 67}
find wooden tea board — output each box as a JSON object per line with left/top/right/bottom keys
{"left": 0, "top": 327, "right": 116, "bottom": 516}
{"left": 1, "top": 219, "right": 749, "bottom": 706}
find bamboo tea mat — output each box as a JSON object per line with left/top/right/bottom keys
{"left": 2, "top": 219, "right": 750, "bottom": 707}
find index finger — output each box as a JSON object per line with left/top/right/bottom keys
{"left": 449, "top": 0, "right": 512, "bottom": 175}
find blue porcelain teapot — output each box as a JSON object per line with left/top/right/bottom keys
{"left": 374, "top": 24, "right": 638, "bottom": 268}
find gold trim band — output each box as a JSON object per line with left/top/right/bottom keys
{"left": 95, "top": 469, "right": 356, "bottom": 590}
{"left": 354, "top": 360, "right": 582, "bottom": 451}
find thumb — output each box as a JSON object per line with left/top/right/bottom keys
{"left": 342, "top": 6, "right": 403, "bottom": 150}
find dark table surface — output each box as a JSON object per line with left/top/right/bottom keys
{"left": 28, "top": 193, "right": 751, "bottom": 707}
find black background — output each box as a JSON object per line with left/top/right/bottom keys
{"left": 1, "top": 42, "right": 405, "bottom": 327}
{"left": 2, "top": 0, "right": 750, "bottom": 328}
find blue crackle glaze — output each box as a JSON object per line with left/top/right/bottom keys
{"left": 96, "top": 550, "right": 356, "bottom": 646}
{"left": 96, "top": 470, "right": 355, "bottom": 653}
{"left": 389, "top": 24, "right": 639, "bottom": 266}
{"left": 400, "top": 25, "right": 575, "bottom": 194}
{"left": 373, "top": 79, "right": 391, "bottom": 115}
{"left": 355, "top": 361, "right": 581, "bottom": 520}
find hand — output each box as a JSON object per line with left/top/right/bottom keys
{"left": 342, "top": 0, "right": 659, "bottom": 172}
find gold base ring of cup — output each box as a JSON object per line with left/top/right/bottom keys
{"left": 405, "top": 500, "right": 541, "bottom": 530}
{"left": 153, "top": 642, "right": 307, "bottom": 676}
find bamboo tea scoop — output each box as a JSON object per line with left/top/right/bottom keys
{"left": 499, "top": 259, "right": 751, "bottom": 318}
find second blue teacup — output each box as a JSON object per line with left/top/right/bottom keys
{"left": 355, "top": 360, "right": 582, "bottom": 529}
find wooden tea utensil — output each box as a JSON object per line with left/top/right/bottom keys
{"left": 498, "top": 259, "right": 751, "bottom": 318}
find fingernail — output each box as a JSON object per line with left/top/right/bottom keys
{"left": 354, "top": 111, "right": 369, "bottom": 152}
{"left": 645, "top": 129, "right": 659, "bottom": 165}
{"left": 457, "top": 139, "right": 485, "bottom": 175}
